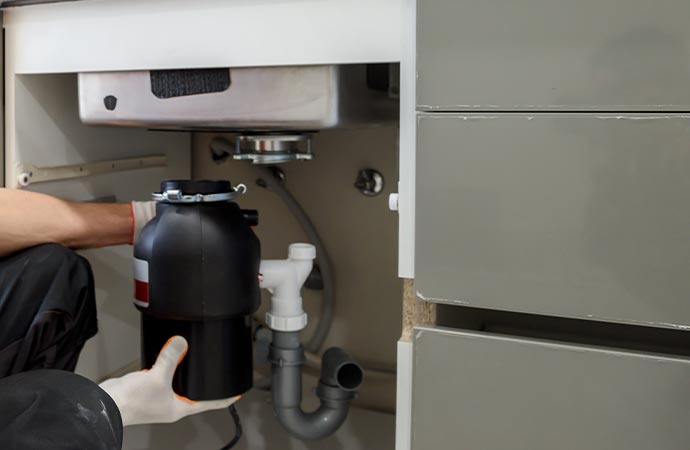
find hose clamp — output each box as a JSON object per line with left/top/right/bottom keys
{"left": 268, "top": 346, "right": 306, "bottom": 367}
{"left": 152, "top": 184, "right": 247, "bottom": 203}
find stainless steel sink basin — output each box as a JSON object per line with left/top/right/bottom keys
{"left": 78, "top": 64, "right": 398, "bottom": 131}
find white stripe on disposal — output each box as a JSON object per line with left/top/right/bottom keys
{"left": 134, "top": 258, "right": 149, "bottom": 282}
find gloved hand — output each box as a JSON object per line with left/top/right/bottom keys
{"left": 130, "top": 201, "right": 157, "bottom": 245}
{"left": 99, "top": 336, "right": 240, "bottom": 427}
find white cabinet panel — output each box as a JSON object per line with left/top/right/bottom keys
{"left": 4, "top": 0, "right": 401, "bottom": 74}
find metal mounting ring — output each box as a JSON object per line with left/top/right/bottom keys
{"left": 151, "top": 184, "right": 247, "bottom": 203}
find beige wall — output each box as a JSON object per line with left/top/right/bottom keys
{"left": 193, "top": 127, "right": 402, "bottom": 410}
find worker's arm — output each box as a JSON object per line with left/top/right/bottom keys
{"left": 0, "top": 188, "right": 154, "bottom": 257}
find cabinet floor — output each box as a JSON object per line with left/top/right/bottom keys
{"left": 122, "top": 387, "right": 395, "bottom": 450}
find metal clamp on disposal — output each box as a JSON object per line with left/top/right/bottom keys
{"left": 152, "top": 184, "right": 247, "bottom": 203}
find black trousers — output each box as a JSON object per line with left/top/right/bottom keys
{"left": 0, "top": 244, "right": 122, "bottom": 450}
{"left": 0, "top": 243, "right": 98, "bottom": 375}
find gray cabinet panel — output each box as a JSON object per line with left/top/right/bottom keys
{"left": 416, "top": 113, "right": 690, "bottom": 329}
{"left": 417, "top": 0, "right": 690, "bottom": 111}
{"left": 412, "top": 326, "right": 690, "bottom": 450}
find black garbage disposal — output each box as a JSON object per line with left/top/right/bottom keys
{"left": 133, "top": 180, "right": 260, "bottom": 401}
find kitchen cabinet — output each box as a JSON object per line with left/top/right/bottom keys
{"left": 402, "top": 1, "right": 690, "bottom": 449}
{"left": 7, "top": 1, "right": 689, "bottom": 449}
{"left": 2, "top": 2, "right": 403, "bottom": 449}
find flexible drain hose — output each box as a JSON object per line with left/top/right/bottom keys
{"left": 209, "top": 137, "right": 335, "bottom": 353}
{"left": 252, "top": 164, "right": 335, "bottom": 354}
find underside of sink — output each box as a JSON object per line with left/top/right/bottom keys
{"left": 78, "top": 64, "right": 398, "bottom": 132}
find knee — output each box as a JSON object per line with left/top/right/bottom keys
{"left": 23, "top": 243, "right": 82, "bottom": 267}
{"left": 13, "top": 244, "right": 90, "bottom": 283}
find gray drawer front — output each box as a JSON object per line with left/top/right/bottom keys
{"left": 416, "top": 113, "right": 690, "bottom": 329}
{"left": 412, "top": 326, "right": 690, "bottom": 450}
{"left": 417, "top": 0, "right": 690, "bottom": 111}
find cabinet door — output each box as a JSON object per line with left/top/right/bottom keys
{"left": 412, "top": 326, "right": 690, "bottom": 450}
{"left": 416, "top": 113, "right": 690, "bottom": 330}
{"left": 417, "top": 0, "right": 690, "bottom": 111}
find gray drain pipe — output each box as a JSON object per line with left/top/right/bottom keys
{"left": 270, "top": 332, "right": 363, "bottom": 440}
{"left": 260, "top": 243, "right": 363, "bottom": 440}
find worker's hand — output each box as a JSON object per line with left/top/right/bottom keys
{"left": 130, "top": 201, "right": 157, "bottom": 244}
{"left": 99, "top": 336, "right": 240, "bottom": 427}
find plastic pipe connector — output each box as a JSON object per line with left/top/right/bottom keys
{"left": 260, "top": 243, "right": 315, "bottom": 332}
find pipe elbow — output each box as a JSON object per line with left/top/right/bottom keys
{"left": 270, "top": 335, "right": 363, "bottom": 440}
{"left": 259, "top": 244, "right": 314, "bottom": 300}
{"left": 274, "top": 404, "right": 350, "bottom": 441}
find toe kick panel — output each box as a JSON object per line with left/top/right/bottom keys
{"left": 415, "top": 113, "right": 690, "bottom": 330}
{"left": 412, "top": 326, "right": 690, "bottom": 450}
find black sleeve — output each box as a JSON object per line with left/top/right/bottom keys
{"left": 0, "top": 369, "right": 123, "bottom": 450}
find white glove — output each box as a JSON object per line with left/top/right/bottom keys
{"left": 99, "top": 336, "right": 240, "bottom": 427}
{"left": 130, "top": 201, "right": 157, "bottom": 244}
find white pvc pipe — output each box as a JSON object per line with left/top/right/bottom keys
{"left": 260, "top": 243, "right": 315, "bottom": 332}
